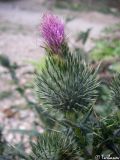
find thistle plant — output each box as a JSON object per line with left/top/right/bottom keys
{"left": 28, "top": 13, "right": 120, "bottom": 159}
{"left": 6, "top": 13, "right": 120, "bottom": 159}
{"left": 37, "top": 13, "right": 99, "bottom": 114}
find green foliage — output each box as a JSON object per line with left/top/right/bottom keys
{"left": 23, "top": 132, "right": 81, "bottom": 160}
{"left": 0, "top": 54, "right": 11, "bottom": 68}
{"left": 91, "top": 40, "right": 120, "bottom": 61}
{"left": 109, "top": 63, "right": 120, "bottom": 73}
{"left": 35, "top": 50, "right": 99, "bottom": 113}
{"left": 53, "top": 0, "right": 119, "bottom": 14}
{"left": 34, "top": 105, "right": 57, "bottom": 129}
{"left": 91, "top": 23, "right": 120, "bottom": 62}
{"left": 111, "top": 74, "right": 120, "bottom": 109}
{"left": 76, "top": 28, "right": 91, "bottom": 45}
{"left": 93, "top": 113, "right": 120, "bottom": 156}
{"left": 103, "top": 23, "right": 120, "bottom": 34}
{"left": 54, "top": 0, "right": 82, "bottom": 11}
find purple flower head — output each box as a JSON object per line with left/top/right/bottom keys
{"left": 41, "top": 13, "right": 65, "bottom": 53}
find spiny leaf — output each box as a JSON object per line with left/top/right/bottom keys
{"left": 22, "top": 132, "right": 81, "bottom": 160}
{"left": 35, "top": 50, "right": 99, "bottom": 113}
{"left": 111, "top": 74, "right": 120, "bottom": 109}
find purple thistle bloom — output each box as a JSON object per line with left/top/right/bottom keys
{"left": 41, "top": 13, "right": 65, "bottom": 53}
